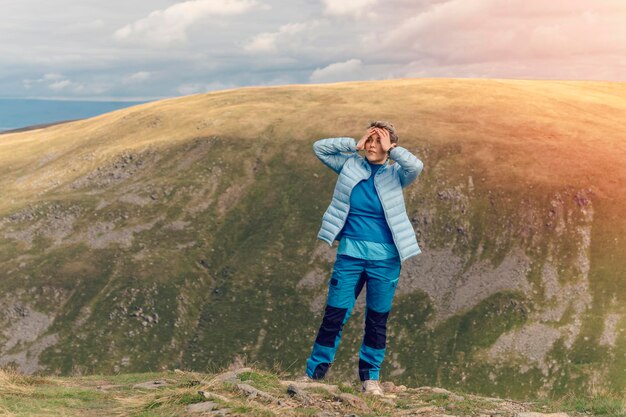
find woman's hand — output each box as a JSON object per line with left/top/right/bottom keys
{"left": 375, "top": 127, "right": 397, "bottom": 152}
{"left": 356, "top": 127, "right": 376, "bottom": 151}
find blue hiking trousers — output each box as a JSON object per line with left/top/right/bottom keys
{"left": 305, "top": 253, "right": 401, "bottom": 381}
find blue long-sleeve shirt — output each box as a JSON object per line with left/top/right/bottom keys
{"left": 337, "top": 160, "right": 399, "bottom": 260}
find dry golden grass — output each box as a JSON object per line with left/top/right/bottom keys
{"left": 111, "top": 369, "right": 219, "bottom": 414}
{"left": 1, "top": 78, "right": 625, "bottom": 218}
{"left": 0, "top": 367, "right": 42, "bottom": 396}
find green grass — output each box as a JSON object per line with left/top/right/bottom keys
{"left": 238, "top": 370, "right": 281, "bottom": 392}
{"left": 538, "top": 393, "right": 626, "bottom": 417}
{"left": 337, "top": 382, "right": 358, "bottom": 395}
{"left": 0, "top": 129, "right": 624, "bottom": 400}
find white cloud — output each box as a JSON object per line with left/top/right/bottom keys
{"left": 244, "top": 32, "right": 280, "bottom": 53}
{"left": 21, "top": 72, "right": 109, "bottom": 95}
{"left": 23, "top": 73, "right": 66, "bottom": 89}
{"left": 58, "top": 19, "right": 106, "bottom": 35}
{"left": 114, "top": 0, "right": 260, "bottom": 47}
{"left": 243, "top": 20, "right": 323, "bottom": 54}
{"left": 43, "top": 73, "right": 65, "bottom": 81}
{"left": 123, "top": 71, "right": 153, "bottom": 84}
{"left": 5, "top": 0, "right": 626, "bottom": 101}
{"left": 322, "top": 0, "right": 378, "bottom": 19}
{"left": 310, "top": 58, "right": 363, "bottom": 83}
{"left": 48, "top": 78, "right": 89, "bottom": 93}
{"left": 48, "top": 80, "right": 73, "bottom": 91}
{"left": 373, "top": 0, "right": 626, "bottom": 65}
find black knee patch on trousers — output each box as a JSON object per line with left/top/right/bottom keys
{"left": 363, "top": 308, "right": 389, "bottom": 349}
{"left": 313, "top": 363, "right": 329, "bottom": 379}
{"left": 315, "top": 305, "right": 348, "bottom": 347}
{"left": 359, "top": 359, "right": 375, "bottom": 381}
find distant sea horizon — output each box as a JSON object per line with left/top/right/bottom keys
{"left": 0, "top": 98, "right": 154, "bottom": 133}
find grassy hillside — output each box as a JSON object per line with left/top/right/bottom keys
{"left": 0, "top": 78, "right": 625, "bottom": 400}
{"left": 1, "top": 366, "right": 624, "bottom": 416}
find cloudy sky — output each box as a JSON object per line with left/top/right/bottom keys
{"left": 2, "top": 0, "right": 626, "bottom": 101}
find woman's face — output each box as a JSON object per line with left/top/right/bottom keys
{"left": 365, "top": 132, "right": 387, "bottom": 164}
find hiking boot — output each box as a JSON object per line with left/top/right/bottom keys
{"left": 361, "top": 379, "right": 384, "bottom": 396}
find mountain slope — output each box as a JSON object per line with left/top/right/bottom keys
{"left": 0, "top": 78, "right": 625, "bottom": 399}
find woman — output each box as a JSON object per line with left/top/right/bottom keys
{"left": 301, "top": 121, "right": 424, "bottom": 396}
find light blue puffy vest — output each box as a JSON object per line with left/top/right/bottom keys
{"left": 313, "top": 137, "right": 424, "bottom": 262}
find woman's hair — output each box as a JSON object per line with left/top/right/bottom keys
{"left": 368, "top": 120, "right": 399, "bottom": 144}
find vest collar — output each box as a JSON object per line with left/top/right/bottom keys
{"left": 362, "top": 155, "right": 391, "bottom": 172}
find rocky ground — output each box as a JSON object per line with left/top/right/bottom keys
{"left": 1, "top": 366, "right": 622, "bottom": 417}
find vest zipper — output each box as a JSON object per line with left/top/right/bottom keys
{"left": 332, "top": 161, "right": 370, "bottom": 243}
{"left": 373, "top": 165, "right": 401, "bottom": 258}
